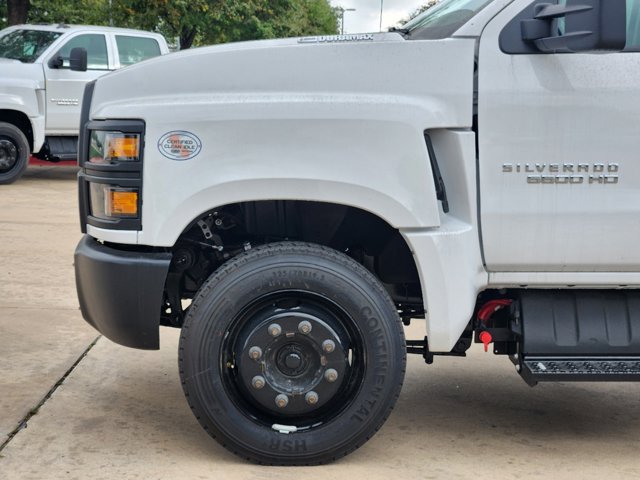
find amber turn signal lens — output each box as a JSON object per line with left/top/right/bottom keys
{"left": 106, "top": 136, "right": 139, "bottom": 160}
{"left": 108, "top": 189, "right": 138, "bottom": 217}
{"left": 89, "top": 131, "right": 141, "bottom": 164}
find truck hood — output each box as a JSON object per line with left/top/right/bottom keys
{"left": 0, "top": 58, "right": 45, "bottom": 89}
{"left": 90, "top": 31, "right": 475, "bottom": 130}
{"left": 90, "top": 32, "right": 409, "bottom": 109}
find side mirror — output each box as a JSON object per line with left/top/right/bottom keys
{"left": 48, "top": 55, "right": 64, "bottom": 69}
{"left": 521, "top": 0, "right": 626, "bottom": 53}
{"left": 69, "top": 47, "right": 88, "bottom": 71}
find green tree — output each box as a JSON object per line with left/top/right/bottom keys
{"left": 15, "top": 0, "right": 337, "bottom": 49}
{"left": 111, "top": 0, "right": 217, "bottom": 49}
{"left": 29, "top": 0, "right": 108, "bottom": 25}
{"left": 113, "top": 0, "right": 338, "bottom": 48}
{"left": 202, "top": 0, "right": 338, "bottom": 46}
{"left": 283, "top": 0, "right": 338, "bottom": 37}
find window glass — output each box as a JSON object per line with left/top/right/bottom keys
{"left": 56, "top": 34, "right": 108, "bottom": 70}
{"left": 0, "top": 29, "right": 62, "bottom": 63}
{"left": 627, "top": 0, "right": 640, "bottom": 49}
{"left": 403, "top": 0, "right": 494, "bottom": 40}
{"left": 115, "top": 35, "right": 161, "bottom": 66}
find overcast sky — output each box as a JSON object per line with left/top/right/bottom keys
{"left": 329, "top": 0, "right": 428, "bottom": 34}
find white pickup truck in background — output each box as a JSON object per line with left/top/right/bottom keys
{"left": 73, "top": 0, "right": 640, "bottom": 466}
{"left": 0, "top": 24, "right": 169, "bottom": 184}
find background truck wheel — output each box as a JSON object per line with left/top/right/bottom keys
{"left": 0, "top": 123, "right": 30, "bottom": 185}
{"left": 179, "top": 241, "right": 406, "bottom": 465}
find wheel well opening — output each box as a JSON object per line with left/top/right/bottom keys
{"left": 162, "top": 200, "right": 424, "bottom": 327}
{"left": 0, "top": 110, "right": 34, "bottom": 151}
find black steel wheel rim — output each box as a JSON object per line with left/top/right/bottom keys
{"left": 0, "top": 137, "right": 19, "bottom": 173}
{"left": 221, "top": 290, "right": 366, "bottom": 430}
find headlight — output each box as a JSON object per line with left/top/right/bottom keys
{"left": 89, "top": 131, "right": 140, "bottom": 164}
{"left": 89, "top": 183, "right": 139, "bottom": 219}
{"left": 79, "top": 119, "right": 145, "bottom": 232}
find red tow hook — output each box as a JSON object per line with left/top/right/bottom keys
{"left": 476, "top": 299, "right": 513, "bottom": 353}
{"left": 477, "top": 299, "right": 513, "bottom": 324}
{"left": 479, "top": 331, "right": 493, "bottom": 353}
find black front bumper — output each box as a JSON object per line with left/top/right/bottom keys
{"left": 74, "top": 235, "right": 172, "bottom": 350}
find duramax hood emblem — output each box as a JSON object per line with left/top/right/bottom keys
{"left": 298, "top": 34, "right": 374, "bottom": 44}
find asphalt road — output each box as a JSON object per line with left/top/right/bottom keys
{"left": 1, "top": 165, "right": 640, "bottom": 479}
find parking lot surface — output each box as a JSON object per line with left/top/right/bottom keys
{"left": 1, "top": 166, "right": 640, "bottom": 479}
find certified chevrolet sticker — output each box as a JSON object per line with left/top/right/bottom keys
{"left": 158, "top": 131, "right": 202, "bottom": 160}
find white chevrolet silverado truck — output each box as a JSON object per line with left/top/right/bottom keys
{"left": 0, "top": 24, "right": 168, "bottom": 184}
{"left": 74, "top": 0, "right": 640, "bottom": 465}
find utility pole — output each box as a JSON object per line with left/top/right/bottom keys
{"left": 336, "top": 7, "right": 356, "bottom": 35}
{"left": 379, "top": 0, "right": 384, "bottom": 32}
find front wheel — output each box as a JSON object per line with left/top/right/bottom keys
{"left": 179, "top": 242, "right": 406, "bottom": 464}
{"left": 0, "top": 122, "right": 30, "bottom": 185}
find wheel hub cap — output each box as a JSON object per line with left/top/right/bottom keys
{"left": 280, "top": 349, "right": 304, "bottom": 374}
{"left": 235, "top": 310, "right": 349, "bottom": 417}
{"left": 0, "top": 139, "right": 18, "bottom": 172}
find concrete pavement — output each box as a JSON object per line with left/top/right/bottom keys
{"left": 0, "top": 165, "right": 97, "bottom": 445}
{"left": 1, "top": 166, "right": 640, "bottom": 479}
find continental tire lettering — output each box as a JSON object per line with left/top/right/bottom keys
{"left": 350, "top": 386, "right": 385, "bottom": 423}
{"left": 350, "top": 306, "right": 389, "bottom": 423}
{"left": 269, "top": 269, "right": 325, "bottom": 282}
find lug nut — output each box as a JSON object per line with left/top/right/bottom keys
{"left": 305, "top": 391, "right": 319, "bottom": 405}
{"left": 268, "top": 323, "right": 282, "bottom": 337}
{"left": 248, "top": 346, "right": 262, "bottom": 361}
{"left": 275, "top": 394, "right": 289, "bottom": 408}
{"left": 322, "top": 339, "right": 335, "bottom": 353}
{"left": 324, "top": 368, "right": 338, "bottom": 383}
{"left": 298, "top": 320, "right": 312, "bottom": 334}
{"left": 251, "top": 376, "right": 266, "bottom": 389}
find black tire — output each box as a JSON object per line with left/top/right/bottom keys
{"left": 179, "top": 242, "right": 406, "bottom": 465}
{"left": 0, "top": 122, "right": 30, "bottom": 185}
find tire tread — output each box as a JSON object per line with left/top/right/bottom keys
{"left": 179, "top": 241, "right": 406, "bottom": 465}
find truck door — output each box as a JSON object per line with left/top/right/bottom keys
{"left": 44, "top": 33, "right": 113, "bottom": 134}
{"left": 478, "top": 0, "right": 640, "bottom": 273}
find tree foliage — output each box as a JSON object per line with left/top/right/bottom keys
{"left": 29, "top": 0, "right": 108, "bottom": 25}
{"left": 203, "top": 0, "right": 337, "bottom": 45}
{"left": 2, "top": 0, "right": 338, "bottom": 49}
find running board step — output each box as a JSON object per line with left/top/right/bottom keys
{"left": 521, "top": 357, "right": 640, "bottom": 385}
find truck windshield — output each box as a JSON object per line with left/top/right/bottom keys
{"left": 0, "top": 29, "right": 62, "bottom": 63}
{"left": 402, "top": 0, "right": 494, "bottom": 39}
